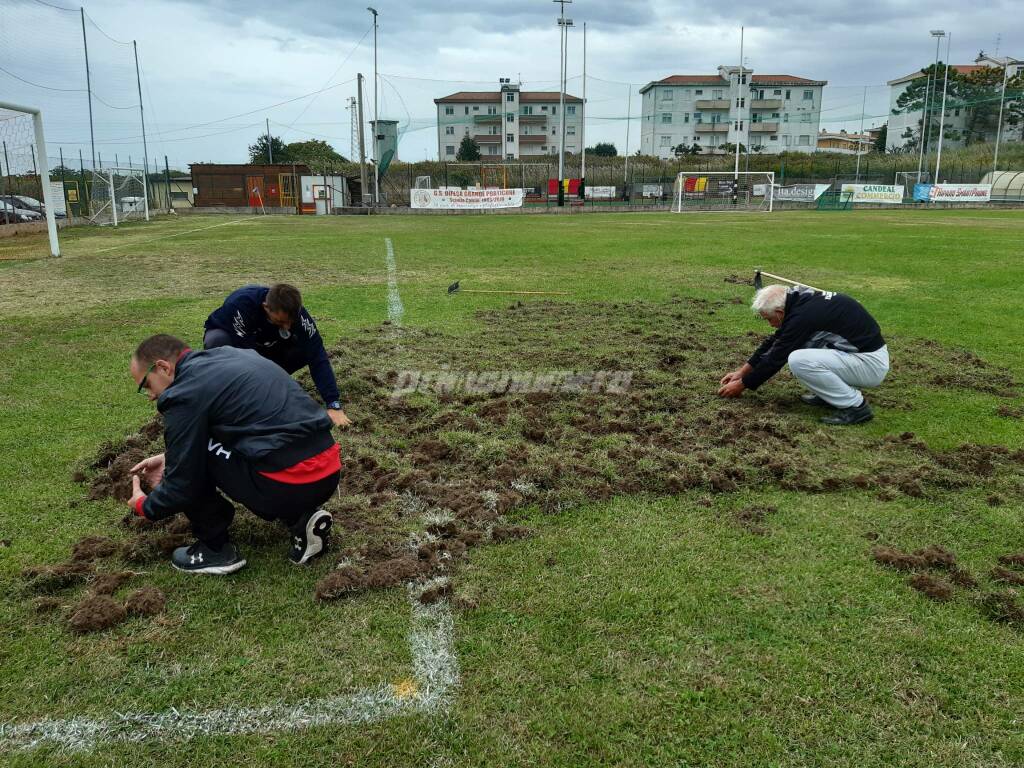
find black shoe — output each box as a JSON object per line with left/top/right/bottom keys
{"left": 290, "top": 509, "right": 332, "bottom": 565}
{"left": 820, "top": 399, "right": 874, "bottom": 426}
{"left": 171, "top": 541, "right": 246, "bottom": 575}
{"left": 800, "top": 392, "right": 829, "bottom": 407}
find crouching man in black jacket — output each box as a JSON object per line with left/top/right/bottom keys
{"left": 127, "top": 334, "right": 341, "bottom": 574}
{"left": 718, "top": 284, "right": 889, "bottom": 425}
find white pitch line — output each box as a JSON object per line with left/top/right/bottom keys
{"left": 91, "top": 217, "right": 257, "bottom": 254}
{"left": 384, "top": 236, "right": 404, "bottom": 329}
{"left": 0, "top": 597, "right": 457, "bottom": 754}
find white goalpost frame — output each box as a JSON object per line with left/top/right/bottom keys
{"left": 88, "top": 166, "right": 150, "bottom": 226}
{"left": 672, "top": 171, "right": 775, "bottom": 213}
{"left": 0, "top": 101, "right": 59, "bottom": 257}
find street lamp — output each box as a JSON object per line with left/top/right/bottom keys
{"left": 922, "top": 30, "right": 945, "bottom": 168}
{"left": 554, "top": 0, "right": 572, "bottom": 207}
{"left": 367, "top": 6, "right": 379, "bottom": 205}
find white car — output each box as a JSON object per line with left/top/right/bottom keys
{"left": 0, "top": 200, "right": 42, "bottom": 223}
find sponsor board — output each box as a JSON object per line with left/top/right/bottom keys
{"left": 584, "top": 186, "right": 616, "bottom": 199}
{"left": 840, "top": 184, "right": 904, "bottom": 204}
{"left": 410, "top": 188, "right": 524, "bottom": 210}
{"left": 773, "top": 184, "right": 832, "bottom": 203}
{"left": 642, "top": 184, "right": 666, "bottom": 198}
{"left": 914, "top": 183, "right": 992, "bottom": 203}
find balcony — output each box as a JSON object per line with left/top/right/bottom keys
{"left": 519, "top": 114, "right": 548, "bottom": 124}
{"left": 519, "top": 135, "right": 546, "bottom": 144}
{"left": 696, "top": 99, "right": 730, "bottom": 110}
{"left": 474, "top": 134, "right": 502, "bottom": 143}
{"left": 750, "top": 99, "right": 783, "bottom": 110}
{"left": 750, "top": 122, "right": 779, "bottom": 133}
{"left": 695, "top": 122, "right": 729, "bottom": 133}
{"left": 473, "top": 114, "right": 501, "bottom": 124}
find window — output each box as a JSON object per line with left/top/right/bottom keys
{"left": 507, "top": 113, "right": 515, "bottom": 123}
{"left": 798, "top": 135, "right": 810, "bottom": 145}
{"left": 446, "top": 145, "right": 455, "bottom": 155}
{"left": 506, "top": 93, "right": 515, "bottom": 102}
{"left": 694, "top": 112, "right": 703, "bottom": 123}
{"left": 444, "top": 106, "right": 454, "bottom": 115}
{"left": 507, "top": 133, "right": 514, "bottom": 142}
{"left": 954, "top": 108, "right": 961, "bottom": 116}
{"left": 541, "top": 146, "right": 547, "bottom": 152}
{"left": 473, "top": 106, "right": 479, "bottom": 111}
{"left": 487, "top": 106, "right": 497, "bottom": 115}
{"left": 773, "top": 89, "right": 782, "bottom": 95}
{"left": 488, "top": 146, "right": 498, "bottom": 155}
{"left": 683, "top": 113, "right": 690, "bottom": 123}
{"left": 695, "top": 89, "right": 703, "bottom": 95}
{"left": 801, "top": 113, "right": 811, "bottom": 123}
{"left": 713, "top": 89, "right": 723, "bottom": 99}
{"left": 803, "top": 90, "right": 813, "bottom": 101}
{"left": 785, "top": 89, "right": 791, "bottom": 99}
{"left": 710, "top": 113, "right": 722, "bottom": 124}
{"left": 770, "top": 135, "right": 778, "bottom": 141}
{"left": 567, "top": 126, "right": 576, "bottom": 135}
{"left": 660, "top": 135, "right": 672, "bottom": 147}
{"left": 465, "top": 107, "right": 469, "bottom": 115}
{"left": 445, "top": 126, "right": 455, "bottom": 135}
{"left": 772, "top": 112, "right": 780, "bottom": 119}
{"left": 552, "top": 128, "right": 557, "bottom": 135}
{"left": 552, "top": 106, "right": 557, "bottom": 114}
{"left": 661, "top": 113, "right": 672, "bottom": 124}
{"left": 506, "top": 153, "right": 514, "bottom": 159}
{"left": 783, "top": 113, "right": 789, "bottom": 123}
{"left": 567, "top": 105, "right": 576, "bottom": 115}
{"left": 541, "top": 105, "right": 548, "bottom": 112}
{"left": 489, "top": 126, "right": 499, "bottom": 135}
{"left": 522, "top": 106, "right": 533, "bottom": 115}
{"left": 782, "top": 135, "right": 790, "bottom": 146}
{"left": 662, "top": 89, "right": 673, "bottom": 100}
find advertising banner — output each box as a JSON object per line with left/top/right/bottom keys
{"left": 411, "top": 188, "right": 524, "bottom": 210}
{"left": 584, "top": 186, "right": 616, "bottom": 199}
{"left": 774, "top": 184, "right": 831, "bottom": 202}
{"left": 840, "top": 184, "right": 904, "bottom": 204}
{"left": 919, "top": 183, "right": 992, "bottom": 203}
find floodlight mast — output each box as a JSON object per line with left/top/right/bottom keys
{"left": 554, "top": 0, "right": 572, "bottom": 207}
{"left": 368, "top": 7, "right": 380, "bottom": 205}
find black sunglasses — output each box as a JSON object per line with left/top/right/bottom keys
{"left": 137, "top": 362, "right": 157, "bottom": 394}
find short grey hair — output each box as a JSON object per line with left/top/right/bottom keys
{"left": 751, "top": 284, "right": 788, "bottom": 316}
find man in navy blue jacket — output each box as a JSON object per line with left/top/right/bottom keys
{"left": 718, "top": 284, "right": 889, "bottom": 425}
{"left": 204, "top": 283, "right": 350, "bottom": 428}
{"left": 128, "top": 334, "right": 342, "bottom": 574}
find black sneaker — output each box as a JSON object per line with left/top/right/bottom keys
{"left": 800, "top": 392, "right": 829, "bottom": 407}
{"left": 820, "top": 399, "right": 874, "bottom": 426}
{"left": 290, "top": 509, "right": 332, "bottom": 565}
{"left": 171, "top": 541, "right": 246, "bottom": 575}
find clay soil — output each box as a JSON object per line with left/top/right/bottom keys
{"left": 30, "top": 298, "right": 1024, "bottom": 633}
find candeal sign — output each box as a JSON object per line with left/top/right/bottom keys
{"left": 411, "top": 188, "right": 525, "bottom": 209}
{"left": 840, "top": 184, "right": 905, "bottom": 204}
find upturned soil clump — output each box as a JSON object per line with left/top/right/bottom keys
{"left": 26, "top": 297, "right": 1024, "bottom": 634}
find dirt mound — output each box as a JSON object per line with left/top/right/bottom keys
{"left": 733, "top": 505, "right": 776, "bottom": 536}
{"left": 124, "top": 587, "right": 166, "bottom": 616}
{"left": 872, "top": 546, "right": 927, "bottom": 571}
{"left": 990, "top": 567, "right": 1024, "bottom": 586}
{"left": 908, "top": 573, "right": 953, "bottom": 601}
{"left": 913, "top": 545, "right": 956, "bottom": 569}
{"left": 68, "top": 595, "right": 126, "bottom": 634}
{"left": 91, "top": 571, "right": 133, "bottom": 595}
{"left": 71, "top": 535, "right": 118, "bottom": 562}
{"left": 998, "top": 553, "right": 1024, "bottom": 567}
{"left": 978, "top": 592, "right": 1024, "bottom": 626}
{"left": 22, "top": 562, "right": 93, "bottom": 593}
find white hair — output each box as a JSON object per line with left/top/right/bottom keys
{"left": 751, "top": 284, "right": 788, "bottom": 316}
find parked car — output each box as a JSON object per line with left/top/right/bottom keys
{"left": 0, "top": 194, "right": 66, "bottom": 219}
{"left": 0, "top": 200, "right": 43, "bottom": 223}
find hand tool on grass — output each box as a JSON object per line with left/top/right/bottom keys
{"left": 447, "top": 280, "right": 567, "bottom": 296}
{"left": 753, "top": 269, "right": 824, "bottom": 293}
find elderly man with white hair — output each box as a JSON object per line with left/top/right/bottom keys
{"left": 718, "top": 284, "right": 889, "bottom": 425}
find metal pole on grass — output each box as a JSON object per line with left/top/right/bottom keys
{"left": 133, "top": 40, "right": 150, "bottom": 221}
{"left": 993, "top": 60, "right": 1011, "bottom": 174}
{"left": 266, "top": 118, "right": 273, "bottom": 163}
{"left": 734, "top": 26, "right": 744, "bottom": 180}
{"left": 81, "top": 8, "right": 97, "bottom": 172}
{"left": 368, "top": 6, "right": 380, "bottom": 205}
{"left": 934, "top": 33, "right": 952, "bottom": 183}
{"left": 59, "top": 147, "right": 70, "bottom": 220}
{"left": 357, "top": 74, "right": 369, "bottom": 205}
{"left": 855, "top": 85, "right": 867, "bottom": 182}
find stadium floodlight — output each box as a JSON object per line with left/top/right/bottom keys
{"left": 368, "top": 7, "right": 380, "bottom": 205}
{"left": 0, "top": 101, "right": 59, "bottom": 257}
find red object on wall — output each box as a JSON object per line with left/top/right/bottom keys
{"left": 567, "top": 179, "right": 580, "bottom": 195}
{"left": 548, "top": 178, "right": 559, "bottom": 195}
{"left": 684, "top": 176, "right": 697, "bottom": 193}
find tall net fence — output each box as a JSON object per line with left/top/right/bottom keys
{"left": 87, "top": 166, "right": 148, "bottom": 226}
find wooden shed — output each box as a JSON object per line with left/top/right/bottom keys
{"left": 190, "top": 163, "right": 311, "bottom": 209}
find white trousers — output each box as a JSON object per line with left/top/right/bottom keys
{"left": 787, "top": 345, "right": 890, "bottom": 409}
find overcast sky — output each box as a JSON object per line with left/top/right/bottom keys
{"left": 0, "top": 0, "right": 1019, "bottom": 170}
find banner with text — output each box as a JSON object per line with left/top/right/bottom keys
{"left": 584, "top": 186, "right": 616, "bottom": 199}
{"left": 411, "top": 188, "right": 525, "bottom": 210}
{"left": 773, "top": 184, "right": 831, "bottom": 202}
{"left": 914, "top": 183, "right": 992, "bottom": 203}
{"left": 840, "top": 184, "right": 905, "bottom": 204}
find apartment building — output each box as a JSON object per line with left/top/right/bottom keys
{"left": 888, "top": 53, "right": 1023, "bottom": 151}
{"left": 434, "top": 79, "right": 584, "bottom": 161}
{"left": 817, "top": 129, "right": 874, "bottom": 154}
{"left": 639, "top": 66, "right": 827, "bottom": 158}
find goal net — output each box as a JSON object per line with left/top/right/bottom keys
{"left": 0, "top": 102, "right": 60, "bottom": 256}
{"left": 672, "top": 171, "right": 775, "bottom": 213}
{"left": 88, "top": 166, "right": 149, "bottom": 226}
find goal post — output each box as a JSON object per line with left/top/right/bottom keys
{"left": 0, "top": 101, "right": 60, "bottom": 257}
{"left": 672, "top": 171, "right": 775, "bottom": 213}
{"left": 87, "top": 166, "right": 149, "bottom": 226}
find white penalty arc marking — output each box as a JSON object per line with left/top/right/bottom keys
{"left": 0, "top": 598, "right": 457, "bottom": 753}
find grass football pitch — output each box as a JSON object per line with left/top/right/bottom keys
{"left": 0, "top": 209, "right": 1023, "bottom": 766}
